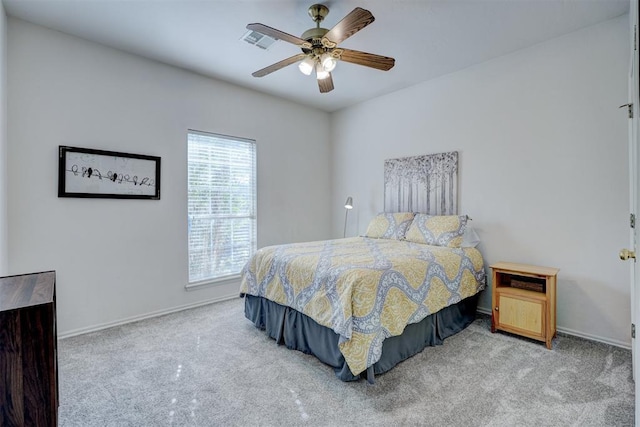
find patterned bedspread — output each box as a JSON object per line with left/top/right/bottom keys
{"left": 240, "top": 237, "right": 486, "bottom": 376}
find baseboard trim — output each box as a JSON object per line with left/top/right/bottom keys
{"left": 59, "top": 298, "right": 632, "bottom": 350}
{"left": 555, "top": 326, "right": 630, "bottom": 350}
{"left": 476, "top": 306, "right": 631, "bottom": 350}
{"left": 58, "top": 294, "right": 239, "bottom": 339}
{"left": 477, "top": 306, "right": 491, "bottom": 316}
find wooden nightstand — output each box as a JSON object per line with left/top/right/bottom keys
{"left": 490, "top": 262, "right": 559, "bottom": 349}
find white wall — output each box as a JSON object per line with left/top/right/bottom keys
{"left": 7, "top": 18, "right": 331, "bottom": 336}
{"left": 0, "top": 4, "right": 7, "bottom": 275}
{"left": 331, "top": 16, "right": 630, "bottom": 346}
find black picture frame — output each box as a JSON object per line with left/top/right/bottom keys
{"left": 58, "top": 146, "right": 161, "bottom": 200}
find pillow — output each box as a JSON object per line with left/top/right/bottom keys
{"left": 364, "top": 212, "right": 415, "bottom": 240}
{"left": 461, "top": 226, "right": 481, "bottom": 248}
{"left": 404, "top": 214, "right": 468, "bottom": 248}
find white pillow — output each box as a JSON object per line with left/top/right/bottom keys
{"left": 461, "top": 226, "right": 480, "bottom": 248}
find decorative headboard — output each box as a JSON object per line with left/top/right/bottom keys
{"left": 384, "top": 151, "right": 458, "bottom": 215}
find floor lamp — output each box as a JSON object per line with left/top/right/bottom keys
{"left": 343, "top": 196, "right": 353, "bottom": 238}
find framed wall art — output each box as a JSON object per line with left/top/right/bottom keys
{"left": 58, "top": 146, "right": 161, "bottom": 199}
{"left": 384, "top": 151, "right": 458, "bottom": 215}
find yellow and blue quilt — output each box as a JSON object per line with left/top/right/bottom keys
{"left": 240, "top": 237, "right": 486, "bottom": 376}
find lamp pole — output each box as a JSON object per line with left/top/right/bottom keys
{"left": 343, "top": 196, "right": 353, "bottom": 238}
{"left": 343, "top": 209, "right": 349, "bottom": 238}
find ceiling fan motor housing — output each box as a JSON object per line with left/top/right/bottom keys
{"left": 302, "top": 4, "right": 333, "bottom": 55}
{"left": 301, "top": 27, "right": 330, "bottom": 55}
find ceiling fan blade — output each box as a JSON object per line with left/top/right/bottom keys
{"left": 338, "top": 49, "right": 395, "bottom": 71}
{"left": 252, "top": 53, "right": 308, "bottom": 77}
{"left": 246, "top": 23, "right": 312, "bottom": 49}
{"left": 322, "top": 7, "right": 375, "bottom": 47}
{"left": 318, "top": 74, "right": 334, "bottom": 93}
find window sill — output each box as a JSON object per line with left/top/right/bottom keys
{"left": 185, "top": 274, "right": 241, "bottom": 291}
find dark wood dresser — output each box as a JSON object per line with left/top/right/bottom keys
{"left": 0, "top": 271, "right": 58, "bottom": 426}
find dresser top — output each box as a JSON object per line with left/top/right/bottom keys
{"left": 490, "top": 262, "right": 559, "bottom": 277}
{"left": 0, "top": 271, "right": 56, "bottom": 312}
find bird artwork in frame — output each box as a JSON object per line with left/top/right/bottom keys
{"left": 58, "top": 146, "right": 161, "bottom": 200}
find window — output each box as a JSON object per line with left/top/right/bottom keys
{"left": 187, "top": 130, "right": 256, "bottom": 284}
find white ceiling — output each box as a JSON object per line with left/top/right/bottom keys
{"left": 2, "top": 0, "right": 629, "bottom": 112}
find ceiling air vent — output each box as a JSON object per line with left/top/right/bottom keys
{"left": 242, "top": 30, "right": 277, "bottom": 50}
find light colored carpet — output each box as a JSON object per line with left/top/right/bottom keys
{"left": 58, "top": 297, "right": 634, "bottom": 426}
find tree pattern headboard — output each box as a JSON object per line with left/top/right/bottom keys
{"left": 384, "top": 151, "right": 458, "bottom": 215}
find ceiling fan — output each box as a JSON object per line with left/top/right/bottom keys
{"left": 247, "top": 4, "right": 395, "bottom": 93}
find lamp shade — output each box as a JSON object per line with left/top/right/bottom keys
{"left": 321, "top": 53, "right": 337, "bottom": 72}
{"left": 316, "top": 63, "right": 330, "bottom": 80}
{"left": 344, "top": 196, "right": 353, "bottom": 209}
{"left": 298, "top": 57, "right": 315, "bottom": 76}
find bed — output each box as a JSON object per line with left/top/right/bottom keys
{"left": 239, "top": 212, "right": 486, "bottom": 383}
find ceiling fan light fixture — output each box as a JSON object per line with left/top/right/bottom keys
{"left": 316, "top": 63, "right": 330, "bottom": 80}
{"left": 321, "top": 53, "right": 337, "bottom": 72}
{"left": 298, "top": 57, "right": 315, "bottom": 75}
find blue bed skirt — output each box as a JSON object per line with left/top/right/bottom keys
{"left": 243, "top": 294, "right": 479, "bottom": 383}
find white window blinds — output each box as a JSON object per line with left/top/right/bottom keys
{"left": 187, "top": 130, "right": 256, "bottom": 284}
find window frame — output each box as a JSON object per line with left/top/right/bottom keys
{"left": 185, "top": 129, "right": 257, "bottom": 289}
